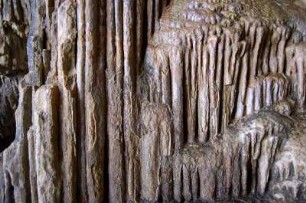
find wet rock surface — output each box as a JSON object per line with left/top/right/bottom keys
{"left": 1, "top": 0, "right": 306, "bottom": 202}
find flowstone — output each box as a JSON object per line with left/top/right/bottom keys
{"left": 1, "top": 0, "right": 306, "bottom": 202}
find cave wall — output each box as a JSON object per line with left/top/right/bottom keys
{"left": 0, "top": 0, "right": 306, "bottom": 203}
{"left": 0, "top": 0, "right": 169, "bottom": 202}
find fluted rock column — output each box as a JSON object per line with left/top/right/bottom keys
{"left": 33, "top": 85, "right": 60, "bottom": 203}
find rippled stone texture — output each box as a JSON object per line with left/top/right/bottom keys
{"left": 1, "top": 0, "right": 306, "bottom": 203}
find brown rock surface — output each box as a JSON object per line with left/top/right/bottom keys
{"left": 1, "top": 0, "right": 306, "bottom": 202}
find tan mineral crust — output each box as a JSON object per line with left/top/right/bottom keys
{"left": 1, "top": 0, "right": 306, "bottom": 203}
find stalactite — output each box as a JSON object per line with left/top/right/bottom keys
{"left": 75, "top": 0, "right": 87, "bottom": 201}
{"left": 84, "top": 0, "right": 107, "bottom": 201}
{"left": 0, "top": 0, "right": 306, "bottom": 203}
{"left": 34, "top": 85, "right": 61, "bottom": 203}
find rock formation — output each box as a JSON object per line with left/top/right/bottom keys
{"left": 1, "top": 0, "right": 306, "bottom": 202}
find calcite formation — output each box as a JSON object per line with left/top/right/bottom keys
{"left": 1, "top": 0, "right": 306, "bottom": 202}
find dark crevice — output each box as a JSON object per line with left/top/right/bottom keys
{"left": 0, "top": 79, "right": 19, "bottom": 153}
{"left": 4, "top": 171, "right": 15, "bottom": 203}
